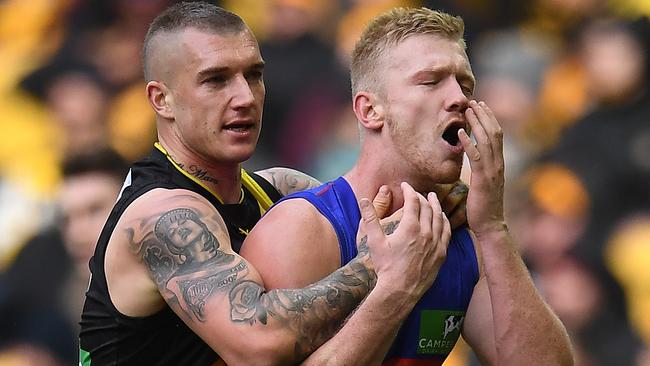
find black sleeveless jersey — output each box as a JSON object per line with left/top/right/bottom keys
{"left": 79, "top": 146, "right": 282, "bottom": 365}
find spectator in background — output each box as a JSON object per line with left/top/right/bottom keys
{"left": 527, "top": 16, "right": 650, "bottom": 366}
{"left": 253, "top": 0, "right": 349, "bottom": 172}
{"left": 469, "top": 27, "right": 554, "bottom": 193}
{"left": 0, "top": 148, "right": 129, "bottom": 366}
{"left": 607, "top": 214, "right": 650, "bottom": 359}
{"left": 21, "top": 60, "right": 112, "bottom": 158}
{"left": 549, "top": 16, "right": 650, "bottom": 278}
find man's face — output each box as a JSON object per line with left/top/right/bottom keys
{"left": 166, "top": 218, "right": 203, "bottom": 250}
{"left": 61, "top": 173, "right": 121, "bottom": 273}
{"left": 377, "top": 34, "right": 474, "bottom": 186}
{"left": 164, "top": 28, "right": 265, "bottom": 164}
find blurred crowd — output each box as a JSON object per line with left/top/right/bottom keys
{"left": 0, "top": 0, "right": 648, "bottom": 365}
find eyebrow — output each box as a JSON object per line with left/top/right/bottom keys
{"left": 196, "top": 61, "right": 266, "bottom": 80}
{"left": 412, "top": 67, "right": 474, "bottom": 82}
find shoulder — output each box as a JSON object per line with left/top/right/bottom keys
{"left": 255, "top": 167, "right": 321, "bottom": 196}
{"left": 255, "top": 197, "right": 332, "bottom": 233}
{"left": 121, "top": 188, "right": 227, "bottom": 235}
{"left": 241, "top": 196, "right": 340, "bottom": 288}
{"left": 116, "top": 187, "right": 232, "bottom": 276}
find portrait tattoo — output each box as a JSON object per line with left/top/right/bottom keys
{"left": 131, "top": 204, "right": 380, "bottom": 362}
{"left": 154, "top": 208, "right": 221, "bottom": 265}
{"left": 129, "top": 207, "right": 249, "bottom": 322}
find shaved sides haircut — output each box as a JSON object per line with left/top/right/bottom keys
{"left": 142, "top": 1, "right": 248, "bottom": 81}
{"left": 351, "top": 7, "right": 466, "bottom": 95}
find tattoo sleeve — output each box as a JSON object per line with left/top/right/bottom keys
{"left": 128, "top": 203, "right": 377, "bottom": 363}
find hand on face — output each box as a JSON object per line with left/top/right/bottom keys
{"left": 458, "top": 100, "right": 506, "bottom": 236}
{"left": 358, "top": 182, "right": 451, "bottom": 299}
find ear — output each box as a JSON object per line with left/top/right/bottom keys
{"left": 146, "top": 80, "right": 174, "bottom": 120}
{"left": 353, "top": 91, "right": 384, "bottom": 131}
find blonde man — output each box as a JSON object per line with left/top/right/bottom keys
{"left": 243, "top": 7, "right": 574, "bottom": 365}
{"left": 78, "top": 2, "right": 474, "bottom": 365}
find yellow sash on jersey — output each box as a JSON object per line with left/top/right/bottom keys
{"left": 154, "top": 142, "right": 274, "bottom": 215}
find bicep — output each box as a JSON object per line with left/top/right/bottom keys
{"left": 241, "top": 199, "right": 340, "bottom": 289}
{"left": 256, "top": 167, "right": 321, "bottom": 196}
{"left": 124, "top": 190, "right": 287, "bottom": 362}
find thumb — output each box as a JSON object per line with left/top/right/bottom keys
{"left": 372, "top": 185, "right": 392, "bottom": 219}
{"left": 358, "top": 198, "right": 386, "bottom": 251}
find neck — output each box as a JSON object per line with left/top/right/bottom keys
{"left": 158, "top": 138, "right": 243, "bottom": 204}
{"left": 344, "top": 144, "right": 450, "bottom": 215}
{"left": 344, "top": 146, "right": 404, "bottom": 215}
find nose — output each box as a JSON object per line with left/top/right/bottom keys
{"left": 445, "top": 79, "right": 469, "bottom": 113}
{"left": 230, "top": 74, "right": 256, "bottom": 109}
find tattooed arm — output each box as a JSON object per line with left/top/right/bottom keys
{"left": 255, "top": 167, "right": 321, "bottom": 196}
{"left": 242, "top": 183, "right": 452, "bottom": 365}
{"left": 115, "top": 188, "right": 384, "bottom": 365}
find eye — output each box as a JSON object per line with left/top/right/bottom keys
{"left": 421, "top": 79, "right": 440, "bottom": 86}
{"left": 245, "top": 70, "right": 264, "bottom": 82}
{"left": 462, "top": 85, "right": 474, "bottom": 96}
{"left": 203, "top": 75, "right": 226, "bottom": 85}
{"left": 458, "top": 80, "right": 474, "bottom": 96}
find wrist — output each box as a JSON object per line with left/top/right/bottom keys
{"left": 353, "top": 250, "right": 377, "bottom": 288}
{"left": 372, "top": 278, "right": 418, "bottom": 316}
{"left": 472, "top": 221, "right": 508, "bottom": 240}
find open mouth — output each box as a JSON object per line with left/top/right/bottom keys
{"left": 442, "top": 123, "right": 463, "bottom": 146}
{"left": 224, "top": 123, "right": 253, "bottom": 132}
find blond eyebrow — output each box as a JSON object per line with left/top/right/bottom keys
{"left": 411, "top": 67, "right": 475, "bottom": 88}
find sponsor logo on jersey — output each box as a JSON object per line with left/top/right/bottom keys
{"left": 417, "top": 310, "right": 465, "bottom": 355}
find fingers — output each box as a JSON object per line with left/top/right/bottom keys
{"left": 471, "top": 101, "right": 503, "bottom": 155}
{"left": 464, "top": 101, "right": 504, "bottom": 161}
{"left": 465, "top": 104, "right": 489, "bottom": 155}
{"left": 419, "top": 192, "right": 434, "bottom": 241}
{"left": 459, "top": 128, "right": 480, "bottom": 163}
{"left": 461, "top": 100, "right": 506, "bottom": 170}
{"left": 427, "top": 191, "right": 451, "bottom": 249}
{"left": 441, "top": 209, "right": 452, "bottom": 247}
{"left": 372, "top": 185, "right": 392, "bottom": 219}
{"left": 359, "top": 198, "right": 385, "bottom": 248}
{"left": 400, "top": 182, "right": 421, "bottom": 226}
{"left": 427, "top": 192, "right": 444, "bottom": 239}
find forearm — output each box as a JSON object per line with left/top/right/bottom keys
{"left": 240, "top": 253, "right": 377, "bottom": 365}
{"left": 300, "top": 280, "right": 416, "bottom": 366}
{"left": 478, "top": 228, "right": 574, "bottom": 365}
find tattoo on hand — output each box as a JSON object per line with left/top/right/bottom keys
{"left": 382, "top": 221, "right": 399, "bottom": 235}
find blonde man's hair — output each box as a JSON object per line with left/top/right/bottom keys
{"left": 351, "top": 7, "right": 466, "bottom": 95}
